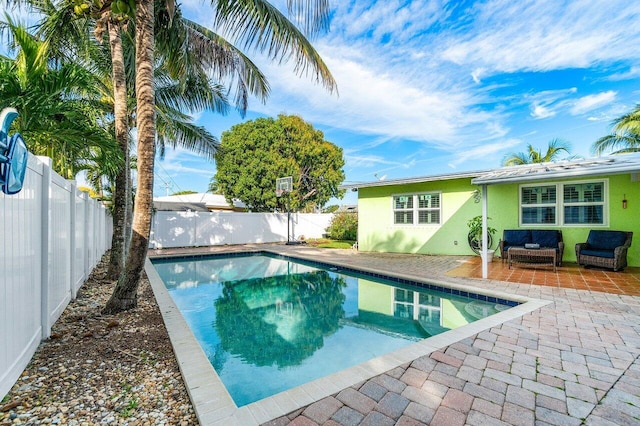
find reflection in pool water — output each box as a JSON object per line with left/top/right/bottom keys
{"left": 153, "top": 254, "right": 511, "bottom": 406}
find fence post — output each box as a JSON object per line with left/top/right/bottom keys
{"left": 68, "top": 180, "right": 77, "bottom": 299}
{"left": 84, "top": 192, "right": 90, "bottom": 280}
{"left": 38, "top": 157, "right": 52, "bottom": 339}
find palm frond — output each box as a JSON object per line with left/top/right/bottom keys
{"left": 213, "top": 0, "right": 336, "bottom": 93}
{"left": 155, "top": 110, "right": 219, "bottom": 160}
{"left": 592, "top": 134, "right": 640, "bottom": 156}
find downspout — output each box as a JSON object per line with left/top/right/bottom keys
{"left": 482, "top": 184, "right": 488, "bottom": 279}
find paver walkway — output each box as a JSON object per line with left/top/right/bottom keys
{"left": 257, "top": 248, "right": 640, "bottom": 426}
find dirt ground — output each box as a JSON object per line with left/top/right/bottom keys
{"left": 0, "top": 254, "right": 197, "bottom": 425}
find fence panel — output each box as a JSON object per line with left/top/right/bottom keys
{"left": 73, "top": 191, "right": 87, "bottom": 295}
{"left": 86, "top": 199, "right": 96, "bottom": 271}
{"left": 0, "top": 156, "right": 44, "bottom": 400}
{"left": 151, "top": 211, "right": 335, "bottom": 249}
{"left": 153, "top": 211, "right": 197, "bottom": 247}
{"left": 46, "top": 173, "right": 72, "bottom": 329}
{"left": 1, "top": 154, "right": 112, "bottom": 399}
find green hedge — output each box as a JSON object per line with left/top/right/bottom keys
{"left": 326, "top": 212, "right": 358, "bottom": 241}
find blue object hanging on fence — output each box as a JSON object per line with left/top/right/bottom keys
{"left": 0, "top": 108, "right": 28, "bottom": 195}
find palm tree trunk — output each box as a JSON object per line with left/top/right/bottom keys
{"left": 125, "top": 169, "right": 133, "bottom": 253}
{"left": 106, "top": 18, "right": 130, "bottom": 280}
{"left": 104, "top": 0, "right": 155, "bottom": 314}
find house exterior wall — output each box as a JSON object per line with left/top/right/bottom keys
{"left": 358, "top": 178, "right": 481, "bottom": 255}
{"left": 486, "top": 173, "right": 639, "bottom": 266}
{"left": 357, "top": 173, "right": 640, "bottom": 267}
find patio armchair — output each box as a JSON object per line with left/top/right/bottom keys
{"left": 499, "top": 229, "right": 564, "bottom": 266}
{"left": 575, "top": 230, "right": 633, "bottom": 272}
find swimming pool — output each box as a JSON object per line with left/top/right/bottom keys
{"left": 152, "top": 253, "right": 515, "bottom": 407}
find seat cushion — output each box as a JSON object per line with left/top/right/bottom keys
{"left": 503, "top": 230, "right": 531, "bottom": 247}
{"left": 581, "top": 249, "right": 615, "bottom": 259}
{"left": 531, "top": 230, "right": 559, "bottom": 248}
{"left": 587, "top": 231, "right": 628, "bottom": 250}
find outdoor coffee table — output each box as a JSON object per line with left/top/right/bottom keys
{"left": 508, "top": 248, "right": 557, "bottom": 272}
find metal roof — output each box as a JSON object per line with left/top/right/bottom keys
{"left": 340, "top": 170, "right": 486, "bottom": 190}
{"left": 471, "top": 154, "right": 640, "bottom": 185}
{"left": 340, "top": 154, "right": 640, "bottom": 190}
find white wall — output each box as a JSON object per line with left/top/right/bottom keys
{"left": 0, "top": 155, "right": 112, "bottom": 399}
{"left": 150, "top": 211, "right": 334, "bottom": 249}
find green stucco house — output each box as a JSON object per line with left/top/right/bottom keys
{"left": 342, "top": 154, "right": 640, "bottom": 268}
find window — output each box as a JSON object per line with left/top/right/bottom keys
{"left": 521, "top": 185, "right": 556, "bottom": 225}
{"left": 519, "top": 180, "right": 607, "bottom": 226}
{"left": 393, "top": 192, "right": 441, "bottom": 225}
{"left": 393, "top": 288, "right": 441, "bottom": 323}
{"left": 563, "top": 182, "right": 604, "bottom": 224}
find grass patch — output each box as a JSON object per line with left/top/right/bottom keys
{"left": 305, "top": 238, "right": 355, "bottom": 249}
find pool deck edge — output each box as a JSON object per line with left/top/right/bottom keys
{"left": 145, "top": 251, "right": 551, "bottom": 425}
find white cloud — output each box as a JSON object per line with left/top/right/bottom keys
{"left": 248, "top": 43, "right": 500, "bottom": 151}
{"left": 179, "top": 0, "right": 640, "bottom": 174}
{"left": 525, "top": 87, "right": 578, "bottom": 119}
{"left": 440, "top": 1, "right": 640, "bottom": 74}
{"left": 607, "top": 66, "right": 640, "bottom": 81}
{"left": 447, "top": 139, "right": 521, "bottom": 168}
{"left": 531, "top": 103, "right": 556, "bottom": 119}
{"left": 471, "top": 68, "right": 485, "bottom": 84}
{"left": 570, "top": 91, "right": 617, "bottom": 115}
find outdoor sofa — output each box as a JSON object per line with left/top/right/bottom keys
{"left": 575, "top": 230, "right": 633, "bottom": 272}
{"left": 499, "top": 229, "right": 564, "bottom": 266}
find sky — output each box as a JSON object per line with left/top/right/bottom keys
{"left": 4, "top": 1, "right": 640, "bottom": 205}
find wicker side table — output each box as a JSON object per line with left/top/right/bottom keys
{"left": 508, "top": 248, "right": 557, "bottom": 272}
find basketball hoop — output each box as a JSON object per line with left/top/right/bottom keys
{"left": 275, "top": 189, "right": 284, "bottom": 198}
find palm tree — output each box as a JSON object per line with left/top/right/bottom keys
{"left": 24, "top": 0, "right": 135, "bottom": 278}
{"left": 32, "top": 0, "right": 271, "bottom": 279}
{"left": 104, "top": 0, "right": 337, "bottom": 313}
{"left": 0, "top": 19, "right": 121, "bottom": 179}
{"left": 502, "top": 139, "right": 574, "bottom": 166}
{"left": 591, "top": 105, "right": 640, "bottom": 155}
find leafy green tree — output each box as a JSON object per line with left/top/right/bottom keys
{"left": 215, "top": 114, "right": 345, "bottom": 212}
{"left": 592, "top": 105, "right": 640, "bottom": 155}
{"left": 214, "top": 271, "right": 346, "bottom": 367}
{"left": 502, "top": 139, "right": 574, "bottom": 166}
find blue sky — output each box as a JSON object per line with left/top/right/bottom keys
{"left": 157, "top": 0, "right": 640, "bottom": 205}
{"left": 3, "top": 1, "right": 640, "bottom": 205}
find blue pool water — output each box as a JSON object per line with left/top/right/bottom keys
{"left": 152, "top": 253, "right": 513, "bottom": 407}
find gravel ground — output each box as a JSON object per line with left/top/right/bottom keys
{"left": 0, "top": 254, "right": 197, "bottom": 425}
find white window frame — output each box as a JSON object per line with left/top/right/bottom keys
{"left": 392, "top": 288, "right": 442, "bottom": 324}
{"left": 518, "top": 179, "right": 608, "bottom": 227}
{"left": 392, "top": 192, "right": 441, "bottom": 226}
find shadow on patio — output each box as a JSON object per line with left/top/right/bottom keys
{"left": 447, "top": 255, "right": 640, "bottom": 296}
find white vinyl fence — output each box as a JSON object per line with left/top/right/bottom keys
{"left": 150, "top": 211, "right": 334, "bottom": 249}
{"left": 0, "top": 155, "right": 112, "bottom": 399}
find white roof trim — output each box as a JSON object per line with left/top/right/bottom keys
{"left": 340, "top": 170, "right": 486, "bottom": 190}
{"left": 472, "top": 154, "right": 640, "bottom": 185}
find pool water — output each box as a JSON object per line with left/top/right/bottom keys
{"left": 153, "top": 254, "right": 512, "bottom": 407}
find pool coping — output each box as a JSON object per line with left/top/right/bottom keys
{"left": 145, "top": 249, "right": 552, "bottom": 426}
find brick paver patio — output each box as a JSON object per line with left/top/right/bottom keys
{"left": 152, "top": 246, "right": 640, "bottom": 425}
{"left": 263, "top": 248, "right": 640, "bottom": 426}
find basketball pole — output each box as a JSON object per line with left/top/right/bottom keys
{"left": 277, "top": 176, "right": 304, "bottom": 245}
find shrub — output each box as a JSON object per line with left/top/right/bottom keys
{"left": 326, "top": 212, "right": 358, "bottom": 240}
